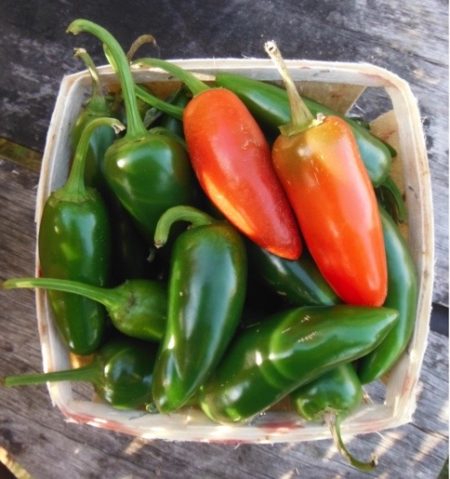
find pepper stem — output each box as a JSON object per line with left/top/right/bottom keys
{"left": 63, "top": 117, "right": 124, "bottom": 199}
{"left": 126, "top": 35, "right": 183, "bottom": 120}
{"left": 2, "top": 277, "right": 118, "bottom": 310}
{"left": 135, "top": 85, "right": 183, "bottom": 119}
{"left": 264, "top": 41, "right": 314, "bottom": 136}
{"left": 67, "top": 19, "right": 147, "bottom": 138}
{"left": 325, "top": 413, "right": 377, "bottom": 471}
{"left": 134, "top": 58, "right": 209, "bottom": 96}
{"left": 126, "top": 34, "right": 159, "bottom": 62}
{"left": 3, "top": 362, "right": 99, "bottom": 387}
{"left": 74, "top": 47, "right": 102, "bottom": 99}
{"left": 154, "top": 205, "right": 214, "bottom": 248}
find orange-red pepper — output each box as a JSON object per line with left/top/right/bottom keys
{"left": 135, "top": 58, "right": 302, "bottom": 260}
{"left": 266, "top": 42, "right": 387, "bottom": 306}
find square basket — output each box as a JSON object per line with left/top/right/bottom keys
{"left": 34, "top": 59, "right": 434, "bottom": 443}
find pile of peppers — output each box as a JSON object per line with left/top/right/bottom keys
{"left": 1, "top": 20, "right": 420, "bottom": 472}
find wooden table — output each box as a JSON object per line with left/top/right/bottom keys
{"left": 0, "top": 1, "right": 448, "bottom": 478}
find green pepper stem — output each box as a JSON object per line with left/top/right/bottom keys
{"left": 63, "top": 117, "right": 124, "bottom": 199}
{"left": 3, "top": 363, "right": 99, "bottom": 387}
{"left": 326, "top": 413, "right": 377, "bottom": 471}
{"left": 67, "top": 19, "right": 147, "bottom": 138}
{"left": 135, "top": 85, "right": 184, "bottom": 119}
{"left": 134, "top": 58, "right": 209, "bottom": 96}
{"left": 264, "top": 41, "right": 314, "bottom": 136}
{"left": 154, "top": 205, "right": 214, "bottom": 248}
{"left": 3, "top": 277, "right": 118, "bottom": 310}
{"left": 74, "top": 47, "right": 102, "bottom": 99}
{"left": 126, "top": 34, "right": 158, "bottom": 62}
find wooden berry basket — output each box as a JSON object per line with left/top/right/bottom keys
{"left": 34, "top": 59, "right": 434, "bottom": 443}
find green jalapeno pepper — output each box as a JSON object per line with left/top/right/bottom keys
{"left": 291, "top": 364, "right": 376, "bottom": 472}
{"left": 215, "top": 72, "right": 392, "bottom": 186}
{"left": 67, "top": 20, "right": 196, "bottom": 241}
{"left": 247, "top": 242, "right": 339, "bottom": 306}
{"left": 108, "top": 198, "right": 155, "bottom": 284}
{"left": 199, "top": 305, "right": 398, "bottom": 424}
{"left": 151, "top": 206, "right": 247, "bottom": 413}
{"left": 376, "top": 176, "right": 408, "bottom": 224}
{"left": 38, "top": 117, "right": 123, "bottom": 355}
{"left": 3, "top": 276, "right": 167, "bottom": 342}
{"left": 292, "top": 364, "right": 362, "bottom": 421}
{"left": 69, "top": 48, "right": 156, "bottom": 282}
{"left": 3, "top": 337, "right": 157, "bottom": 410}
{"left": 357, "top": 207, "right": 418, "bottom": 383}
{"left": 147, "top": 126, "right": 187, "bottom": 150}
{"left": 71, "top": 48, "right": 117, "bottom": 192}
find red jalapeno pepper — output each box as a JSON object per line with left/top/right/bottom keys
{"left": 214, "top": 71, "right": 394, "bottom": 186}
{"left": 266, "top": 42, "right": 387, "bottom": 306}
{"left": 134, "top": 57, "right": 301, "bottom": 260}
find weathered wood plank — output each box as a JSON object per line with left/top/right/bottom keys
{"left": 0, "top": 158, "right": 448, "bottom": 479}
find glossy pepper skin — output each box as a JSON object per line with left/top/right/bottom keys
{"left": 376, "top": 175, "right": 408, "bottom": 225}
{"left": 70, "top": 48, "right": 116, "bottom": 192}
{"left": 103, "top": 133, "right": 193, "bottom": 240}
{"left": 151, "top": 206, "right": 247, "bottom": 413}
{"left": 358, "top": 208, "right": 418, "bottom": 383}
{"left": 291, "top": 364, "right": 376, "bottom": 472}
{"left": 3, "top": 337, "right": 158, "bottom": 410}
{"left": 199, "top": 305, "right": 398, "bottom": 424}
{"left": 69, "top": 49, "right": 153, "bottom": 283}
{"left": 291, "top": 364, "right": 362, "bottom": 421}
{"left": 39, "top": 117, "right": 123, "bottom": 355}
{"left": 266, "top": 43, "right": 387, "bottom": 306}
{"left": 135, "top": 58, "right": 301, "bottom": 260}
{"left": 3, "top": 276, "right": 167, "bottom": 342}
{"left": 272, "top": 116, "right": 387, "bottom": 306}
{"left": 247, "top": 242, "right": 339, "bottom": 306}
{"left": 108, "top": 198, "right": 154, "bottom": 284}
{"left": 215, "top": 72, "right": 392, "bottom": 186}
{"left": 67, "top": 20, "right": 196, "bottom": 241}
